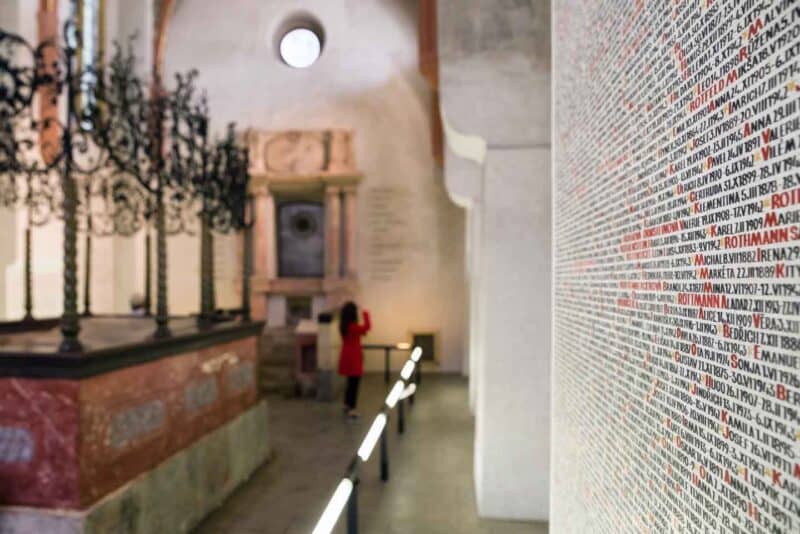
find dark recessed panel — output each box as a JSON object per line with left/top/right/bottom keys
{"left": 277, "top": 202, "right": 325, "bottom": 278}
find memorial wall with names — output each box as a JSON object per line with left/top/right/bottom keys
{"left": 365, "top": 186, "right": 413, "bottom": 282}
{"left": 552, "top": 0, "right": 800, "bottom": 532}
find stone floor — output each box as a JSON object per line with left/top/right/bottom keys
{"left": 193, "top": 374, "right": 548, "bottom": 533}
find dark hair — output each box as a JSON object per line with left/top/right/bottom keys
{"left": 339, "top": 301, "right": 358, "bottom": 337}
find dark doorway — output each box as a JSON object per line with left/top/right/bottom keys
{"left": 412, "top": 333, "right": 435, "bottom": 362}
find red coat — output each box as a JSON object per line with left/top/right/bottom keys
{"left": 338, "top": 311, "right": 371, "bottom": 376}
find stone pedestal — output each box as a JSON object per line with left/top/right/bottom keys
{"left": 315, "top": 318, "right": 343, "bottom": 402}
{"left": 0, "top": 400, "right": 269, "bottom": 534}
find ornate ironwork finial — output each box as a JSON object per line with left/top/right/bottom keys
{"left": 2, "top": 8, "right": 253, "bottom": 344}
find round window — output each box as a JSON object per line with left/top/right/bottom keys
{"left": 279, "top": 28, "right": 322, "bottom": 69}
{"left": 290, "top": 211, "right": 317, "bottom": 238}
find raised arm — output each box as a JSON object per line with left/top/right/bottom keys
{"left": 350, "top": 310, "right": 371, "bottom": 336}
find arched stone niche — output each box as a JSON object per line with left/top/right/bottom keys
{"left": 245, "top": 129, "right": 363, "bottom": 326}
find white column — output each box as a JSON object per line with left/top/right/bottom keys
{"left": 250, "top": 189, "right": 275, "bottom": 321}
{"left": 442, "top": 135, "right": 485, "bottom": 404}
{"left": 474, "top": 147, "right": 551, "bottom": 520}
{"left": 343, "top": 186, "right": 358, "bottom": 279}
{"left": 253, "top": 190, "right": 276, "bottom": 281}
{"left": 264, "top": 193, "right": 277, "bottom": 281}
{"left": 467, "top": 204, "right": 483, "bottom": 410}
{"left": 325, "top": 186, "right": 341, "bottom": 279}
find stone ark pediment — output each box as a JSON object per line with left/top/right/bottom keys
{"left": 244, "top": 129, "right": 363, "bottom": 193}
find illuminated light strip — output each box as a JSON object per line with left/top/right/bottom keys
{"left": 313, "top": 345, "right": 423, "bottom": 532}
{"left": 400, "top": 360, "right": 415, "bottom": 380}
{"left": 357, "top": 413, "right": 387, "bottom": 461}
{"left": 400, "top": 383, "right": 417, "bottom": 400}
{"left": 385, "top": 380, "right": 405, "bottom": 408}
{"left": 312, "top": 478, "right": 354, "bottom": 534}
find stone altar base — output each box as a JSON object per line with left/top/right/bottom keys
{"left": 0, "top": 317, "right": 269, "bottom": 533}
{"left": 0, "top": 399, "right": 269, "bottom": 533}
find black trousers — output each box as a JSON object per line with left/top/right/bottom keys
{"left": 344, "top": 376, "right": 361, "bottom": 409}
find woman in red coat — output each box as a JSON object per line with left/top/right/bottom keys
{"left": 338, "top": 301, "right": 371, "bottom": 418}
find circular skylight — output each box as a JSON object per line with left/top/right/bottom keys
{"left": 279, "top": 28, "right": 321, "bottom": 69}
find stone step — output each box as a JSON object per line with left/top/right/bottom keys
{"left": 258, "top": 363, "right": 295, "bottom": 394}
{"left": 260, "top": 327, "right": 298, "bottom": 366}
{"left": 261, "top": 341, "right": 296, "bottom": 355}
{"left": 260, "top": 328, "right": 295, "bottom": 340}
{"left": 261, "top": 347, "right": 295, "bottom": 366}
{"left": 261, "top": 327, "right": 296, "bottom": 342}
{"left": 258, "top": 326, "right": 304, "bottom": 396}
{"left": 261, "top": 341, "right": 296, "bottom": 353}
{"left": 259, "top": 363, "right": 293, "bottom": 380}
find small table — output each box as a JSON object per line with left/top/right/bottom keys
{"left": 363, "top": 343, "right": 412, "bottom": 385}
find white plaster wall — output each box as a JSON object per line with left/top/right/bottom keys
{"left": 0, "top": 2, "right": 18, "bottom": 27}
{"left": 164, "top": 0, "right": 467, "bottom": 370}
{"left": 0, "top": 0, "right": 67, "bottom": 320}
{"left": 0, "top": 1, "right": 22, "bottom": 318}
{"left": 107, "top": 0, "right": 154, "bottom": 314}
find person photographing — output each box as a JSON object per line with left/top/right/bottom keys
{"left": 338, "top": 301, "right": 371, "bottom": 419}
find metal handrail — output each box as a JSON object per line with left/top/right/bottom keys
{"left": 312, "top": 347, "right": 423, "bottom": 534}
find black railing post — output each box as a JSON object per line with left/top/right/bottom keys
{"left": 241, "top": 222, "right": 252, "bottom": 321}
{"left": 198, "top": 213, "right": 213, "bottom": 327}
{"left": 347, "top": 477, "right": 359, "bottom": 534}
{"left": 380, "top": 423, "right": 389, "bottom": 482}
{"left": 384, "top": 347, "right": 390, "bottom": 385}
{"left": 398, "top": 397, "right": 405, "bottom": 434}
{"left": 23, "top": 225, "right": 33, "bottom": 321}
{"left": 154, "top": 187, "right": 170, "bottom": 338}
{"left": 144, "top": 227, "right": 152, "bottom": 315}
{"left": 409, "top": 366, "right": 416, "bottom": 406}
{"left": 58, "top": 32, "right": 82, "bottom": 354}
{"left": 82, "top": 205, "right": 92, "bottom": 317}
